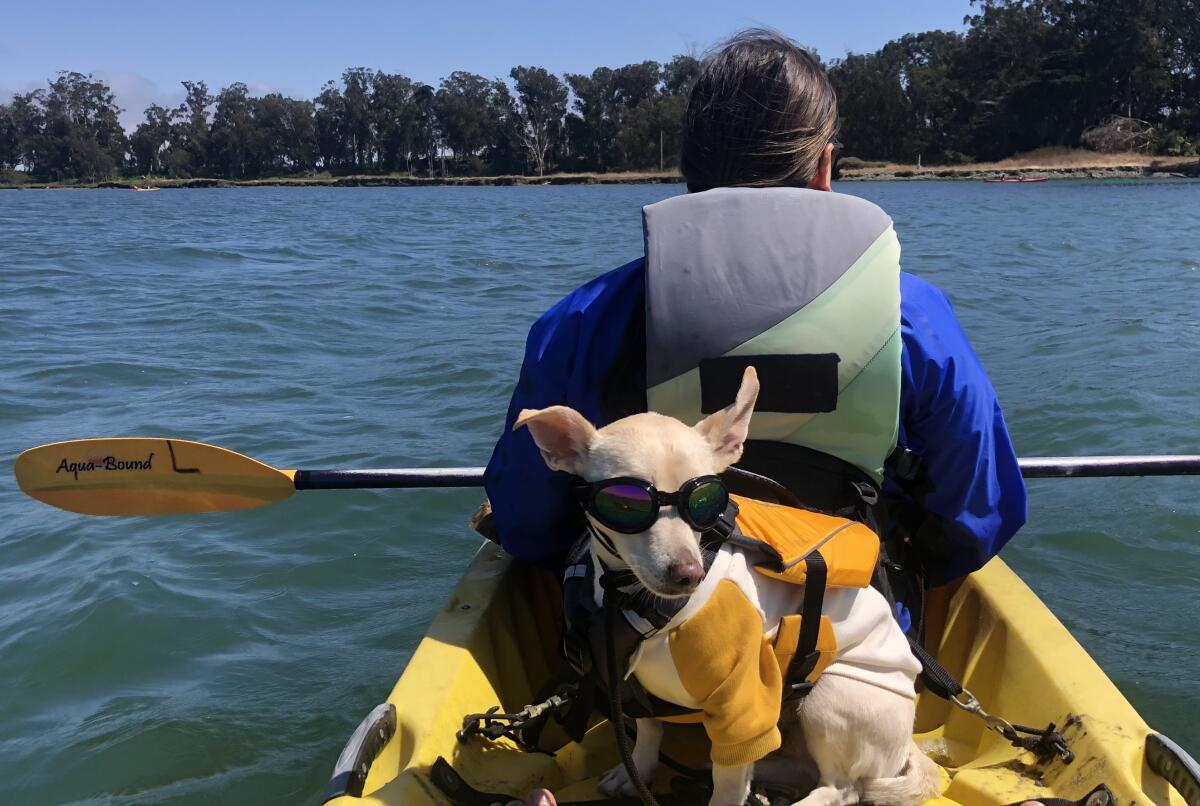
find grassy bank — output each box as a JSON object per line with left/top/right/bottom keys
{"left": 0, "top": 170, "right": 684, "bottom": 190}
{"left": 839, "top": 147, "right": 1200, "bottom": 180}
{"left": 3, "top": 150, "right": 1197, "bottom": 189}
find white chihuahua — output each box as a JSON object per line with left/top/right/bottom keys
{"left": 515, "top": 367, "right": 940, "bottom": 806}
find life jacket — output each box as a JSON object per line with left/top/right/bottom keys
{"left": 642, "top": 187, "right": 902, "bottom": 490}
{"left": 560, "top": 494, "right": 881, "bottom": 730}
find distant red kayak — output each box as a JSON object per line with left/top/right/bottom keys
{"left": 984, "top": 177, "right": 1049, "bottom": 183}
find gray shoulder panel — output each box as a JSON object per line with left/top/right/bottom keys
{"left": 643, "top": 187, "right": 892, "bottom": 387}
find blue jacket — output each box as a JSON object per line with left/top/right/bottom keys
{"left": 484, "top": 257, "right": 1027, "bottom": 586}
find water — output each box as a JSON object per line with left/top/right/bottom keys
{"left": 1, "top": 181, "right": 1197, "bottom": 804}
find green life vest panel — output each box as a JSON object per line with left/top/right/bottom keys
{"left": 643, "top": 187, "right": 901, "bottom": 483}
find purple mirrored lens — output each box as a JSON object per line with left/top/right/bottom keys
{"left": 593, "top": 484, "right": 655, "bottom": 530}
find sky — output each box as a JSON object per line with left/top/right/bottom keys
{"left": 1, "top": 0, "right": 975, "bottom": 130}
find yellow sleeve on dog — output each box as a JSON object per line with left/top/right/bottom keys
{"left": 667, "top": 579, "right": 783, "bottom": 766}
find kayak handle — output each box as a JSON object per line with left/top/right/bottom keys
{"left": 1147, "top": 733, "right": 1200, "bottom": 806}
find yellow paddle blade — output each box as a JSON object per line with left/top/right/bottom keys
{"left": 14, "top": 438, "right": 297, "bottom": 516}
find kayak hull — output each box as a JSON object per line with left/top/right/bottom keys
{"left": 327, "top": 544, "right": 1189, "bottom": 806}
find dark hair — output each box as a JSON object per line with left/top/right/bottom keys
{"left": 681, "top": 29, "right": 839, "bottom": 193}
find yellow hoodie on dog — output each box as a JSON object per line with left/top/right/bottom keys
{"left": 627, "top": 536, "right": 922, "bottom": 767}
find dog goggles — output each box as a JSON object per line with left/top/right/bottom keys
{"left": 574, "top": 475, "right": 729, "bottom": 534}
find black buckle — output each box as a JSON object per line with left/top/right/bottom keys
{"left": 784, "top": 648, "right": 823, "bottom": 699}
{"left": 886, "top": 446, "right": 923, "bottom": 482}
{"left": 851, "top": 481, "right": 880, "bottom": 506}
{"left": 709, "top": 511, "right": 735, "bottom": 541}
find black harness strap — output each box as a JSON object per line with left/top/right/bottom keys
{"left": 602, "top": 578, "right": 662, "bottom": 806}
{"left": 586, "top": 519, "right": 621, "bottom": 558}
{"left": 786, "top": 550, "right": 827, "bottom": 695}
{"left": 721, "top": 467, "right": 806, "bottom": 510}
{"left": 905, "top": 634, "right": 962, "bottom": 700}
{"left": 735, "top": 441, "right": 886, "bottom": 526}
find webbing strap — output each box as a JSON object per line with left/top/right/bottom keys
{"left": 788, "top": 550, "right": 827, "bottom": 691}
{"left": 905, "top": 634, "right": 962, "bottom": 699}
{"left": 906, "top": 635, "right": 1074, "bottom": 763}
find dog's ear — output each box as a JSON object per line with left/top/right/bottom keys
{"left": 694, "top": 366, "right": 759, "bottom": 471}
{"left": 513, "top": 406, "right": 597, "bottom": 474}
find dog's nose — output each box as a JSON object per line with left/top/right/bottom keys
{"left": 667, "top": 558, "right": 704, "bottom": 588}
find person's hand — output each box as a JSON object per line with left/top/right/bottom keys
{"left": 498, "top": 789, "right": 556, "bottom": 806}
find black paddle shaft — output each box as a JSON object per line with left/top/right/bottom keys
{"left": 1018, "top": 455, "right": 1200, "bottom": 478}
{"left": 293, "top": 468, "right": 488, "bottom": 489}
{"left": 290, "top": 456, "right": 1200, "bottom": 491}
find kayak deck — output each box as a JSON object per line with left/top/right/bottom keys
{"left": 327, "top": 544, "right": 1189, "bottom": 805}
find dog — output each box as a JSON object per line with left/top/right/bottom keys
{"left": 514, "top": 366, "right": 941, "bottom": 806}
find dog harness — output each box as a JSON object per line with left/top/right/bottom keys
{"left": 561, "top": 494, "right": 919, "bottom": 767}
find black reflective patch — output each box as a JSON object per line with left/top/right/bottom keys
{"left": 699, "top": 354, "right": 840, "bottom": 414}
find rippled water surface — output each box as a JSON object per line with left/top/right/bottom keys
{"left": 2, "top": 182, "right": 1198, "bottom": 804}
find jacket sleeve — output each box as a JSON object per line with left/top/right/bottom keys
{"left": 897, "top": 272, "right": 1028, "bottom": 584}
{"left": 483, "top": 259, "right": 646, "bottom": 567}
{"left": 667, "top": 580, "right": 783, "bottom": 766}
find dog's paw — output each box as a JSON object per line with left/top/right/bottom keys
{"left": 599, "top": 761, "right": 657, "bottom": 798}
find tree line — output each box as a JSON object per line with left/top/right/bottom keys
{"left": 0, "top": 59, "right": 698, "bottom": 182}
{"left": 829, "top": 0, "right": 1200, "bottom": 162}
{"left": 1, "top": 0, "right": 1197, "bottom": 183}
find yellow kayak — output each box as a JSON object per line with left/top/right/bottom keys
{"left": 324, "top": 544, "right": 1199, "bottom": 806}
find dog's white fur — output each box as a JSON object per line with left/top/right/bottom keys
{"left": 515, "top": 367, "right": 940, "bottom": 806}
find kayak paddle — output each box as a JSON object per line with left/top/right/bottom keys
{"left": 13, "top": 437, "right": 1200, "bottom": 517}
{"left": 13, "top": 438, "right": 486, "bottom": 516}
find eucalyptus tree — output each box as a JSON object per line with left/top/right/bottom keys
{"left": 372, "top": 71, "right": 417, "bottom": 173}
{"left": 129, "top": 103, "right": 174, "bottom": 175}
{"left": 829, "top": 31, "right": 968, "bottom": 163}
{"left": 510, "top": 66, "right": 567, "bottom": 175}
{"left": 251, "top": 93, "right": 316, "bottom": 174}
{"left": 170, "top": 80, "right": 212, "bottom": 176}
{"left": 565, "top": 67, "right": 617, "bottom": 170}
{"left": 435, "top": 71, "right": 498, "bottom": 172}
{"left": 9, "top": 92, "right": 47, "bottom": 176}
{"left": 12, "top": 72, "right": 127, "bottom": 181}
{"left": 314, "top": 82, "right": 348, "bottom": 170}
{"left": 661, "top": 55, "right": 701, "bottom": 97}
{"left": 566, "top": 57, "right": 696, "bottom": 172}
{"left": 411, "top": 83, "right": 440, "bottom": 176}
{"left": 209, "top": 83, "right": 257, "bottom": 178}
{"left": 486, "top": 79, "right": 525, "bottom": 174}
{"left": 341, "top": 68, "right": 375, "bottom": 171}
{"left": 614, "top": 91, "right": 683, "bottom": 170}
{"left": 608, "top": 61, "right": 662, "bottom": 169}
{"left": 1166, "top": 0, "right": 1200, "bottom": 141}
{"left": 655, "top": 55, "right": 701, "bottom": 168}
{"left": 0, "top": 104, "right": 17, "bottom": 171}
{"left": 893, "top": 31, "right": 970, "bottom": 162}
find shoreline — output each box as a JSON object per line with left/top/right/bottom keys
{"left": 0, "top": 172, "right": 685, "bottom": 190}
{"left": 841, "top": 163, "right": 1199, "bottom": 182}
{"left": 2, "top": 161, "right": 1197, "bottom": 190}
